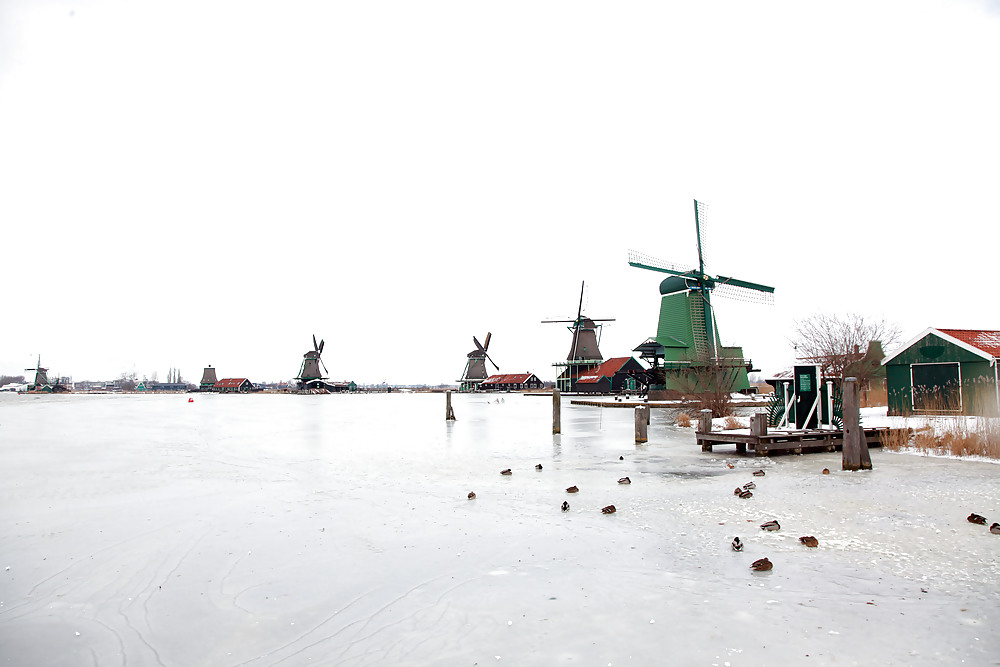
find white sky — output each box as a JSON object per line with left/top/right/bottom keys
{"left": 2, "top": 0, "right": 999, "bottom": 385}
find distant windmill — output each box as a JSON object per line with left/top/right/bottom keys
{"left": 542, "top": 281, "right": 615, "bottom": 392}
{"left": 295, "top": 335, "right": 329, "bottom": 390}
{"left": 459, "top": 332, "right": 499, "bottom": 391}
{"left": 628, "top": 199, "right": 774, "bottom": 392}
{"left": 25, "top": 356, "right": 50, "bottom": 390}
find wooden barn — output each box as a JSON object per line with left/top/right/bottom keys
{"left": 883, "top": 328, "right": 1000, "bottom": 416}
{"left": 575, "top": 357, "right": 648, "bottom": 394}
{"left": 480, "top": 373, "right": 543, "bottom": 392}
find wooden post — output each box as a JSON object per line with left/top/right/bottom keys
{"left": 552, "top": 388, "right": 561, "bottom": 434}
{"left": 698, "top": 409, "right": 713, "bottom": 434}
{"left": 635, "top": 406, "right": 648, "bottom": 443}
{"left": 445, "top": 390, "right": 456, "bottom": 421}
{"left": 698, "top": 409, "right": 713, "bottom": 452}
{"left": 645, "top": 403, "right": 651, "bottom": 425}
{"left": 842, "top": 378, "right": 872, "bottom": 470}
{"left": 750, "top": 413, "right": 768, "bottom": 437}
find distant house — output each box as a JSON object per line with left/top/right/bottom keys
{"left": 480, "top": 373, "right": 543, "bottom": 392}
{"left": 328, "top": 381, "right": 358, "bottom": 393}
{"left": 575, "top": 357, "right": 647, "bottom": 394}
{"left": 147, "top": 382, "right": 188, "bottom": 392}
{"left": 883, "top": 328, "right": 1000, "bottom": 416}
{"left": 212, "top": 378, "right": 254, "bottom": 394}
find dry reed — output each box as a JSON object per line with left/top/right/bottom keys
{"left": 723, "top": 415, "right": 743, "bottom": 430}
{"left": 882, "top": 418, "right": 1000, "bottom": 460}
{"left": 675, "top": 412, "right": 692, "bottom": 428}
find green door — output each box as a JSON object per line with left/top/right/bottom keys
{"left": 911, "top": 363, "right": 961, "bottom": 412}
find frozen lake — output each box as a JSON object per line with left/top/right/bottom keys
{"left": 1, "top": 392, "right": 998, "bottom": 666}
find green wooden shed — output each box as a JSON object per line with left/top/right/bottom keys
{"left": 882, "top": 328, "right": 1000, "bottom": 416}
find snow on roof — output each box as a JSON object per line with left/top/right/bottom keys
{"left": 577, "top": 357, "right": 632, "bottom": 384}
{"left": 937, "top": 329, "right": 1000, "bottom": 358}
{"left": 882, "top": 327, "right": 1000, "bottom": 365}
{"left": 482, "top": 373, "right": 536, "bottom": 385}
{"left": 213, "top": 378, "right": 250, "bottom": 388}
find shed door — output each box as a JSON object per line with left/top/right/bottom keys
{"left": 911, "top": 363, "right": 961, "bottom": 412}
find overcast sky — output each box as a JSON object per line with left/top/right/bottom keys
{"left": 2, "top": 0, "right": 998, "bottom": 386}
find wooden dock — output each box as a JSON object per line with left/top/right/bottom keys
{"left": 697, "top": 426, "right": 896, "bottom": 457}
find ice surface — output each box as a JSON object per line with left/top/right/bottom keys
{"left": 1, "top": 393, "right": 998, "bottom": 666}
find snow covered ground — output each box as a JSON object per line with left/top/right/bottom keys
{"left": 1, "top": 393, "right": 998, "bottom": 666}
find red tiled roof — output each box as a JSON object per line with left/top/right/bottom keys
{"left": 937, "top": 329, "right": 1000, "bottom": 358}
{"left": 577, "top": 357, "right": 632, "bottom": 384}
{"left": 482, "top": 373, "right": 535, "bottom": 385}
{"left": 214, "top": 378, "right": 249, "bottom": 388}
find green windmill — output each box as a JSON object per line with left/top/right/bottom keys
{"left": 628, "top": 200, "right": 774, "bottom": 393}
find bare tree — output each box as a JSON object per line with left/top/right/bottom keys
{"left": 790, "top": 313, "right": 901, "bottom": 383}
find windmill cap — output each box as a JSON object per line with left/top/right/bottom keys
{"left": 660, "top": 275, "right": 695, "bottom": 295}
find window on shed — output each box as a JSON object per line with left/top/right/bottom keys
{"left": 911, "top": 363, "right": 961, "bottom": 412}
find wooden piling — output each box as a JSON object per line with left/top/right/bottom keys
{"left": 699, "top": 409, "right": 713, "bottom": 452}
{"left": 750, "top": 413, "right": 768, "bottom": 437}
{"left": 445, "top": 390, "right": 456, "bottom": 421}
{"left": 553, "top": 389, "right": 561, "bottom": 434}
{"left": 842, "top": 378, "right": 872, "bottom": 470}
{"left": 635, "top": 406, "right": 648, "bottom": 443}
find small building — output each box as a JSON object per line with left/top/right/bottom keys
{"left": 328, "top": 381, "right": 358, "bottom": 393}
{"left": 147, "top": 382, "right": 188, "bottom": 392}
{"left": 480, "top": 373, "right": 543, "bottom": 392}
{"left": 883, "top": 328, "right": 1000, "bottom": 416}
{"left": 212, "top": 378, "right": 254, "bottom": 394}
{"left": 575, "top": 357, "right": 648, "bottom": 394}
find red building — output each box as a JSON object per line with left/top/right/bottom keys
{"left": 480, "top": 373, "right": 543, "bottom": 392}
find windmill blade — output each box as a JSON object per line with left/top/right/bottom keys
{"left": 576, "top": 281, "right": 585, "bottom": 320}
{"left": 473, "top": 335, "right": 484, "bottom": 351}
{"left": 627, "top": 249, "right": 692, "bottom": 276}
{"left": 541, "top": 319, "right": 576, "bottom": 324}
{"left": 320, "top": 358, "right": 329, "bottom": 374}
{"left": 484, "top": 352, "right": 499, "bottom": 372}
{"left": 318, "top": 339, "right": 325, "bottom": 355}
{"left": 693, "top": 199, "right": 708, "bottom": 275}
{"left": 713, "top": 276, "right": 775, "bottom": 304}
{"left": 483, "top": 332, "right": 491, "bottom": 351}
{"left": 313, "top": 334, "right": 319, "bottom": 352}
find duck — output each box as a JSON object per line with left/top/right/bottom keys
{"left": 751, "top": 557, "right": 773, "bottom": 571}
{"left": 799, "top": 536, "right": 819, "bottom": 548}
{"left": 566, "top": 485, "right": 579, "bottom": 493}
{"left": 822, "top": 468, "right": 830, "bottom": 475}
{"left": 535, "top": 464, "right": 543, "bottom": 470}
{"left": 727, "top": 463, "right": 735, "bottom": 469}
{"left": 739, "top": 489, "right": 753, "bottom": 499}
{"left": 468, "top": 491, "right": 476, "bottom": 499}
{"left": 733, "top": 487, "right": 743, "bottom": 496}
{"left": 991, "top": 523, "right": 1000, "bottom": 535}
{"left": 752, "top": 470, "right": 766, "bottom": 477}
{"left": 601, "top": 505, "right": 617, "bottom": 514}
{"left": 743, "top": 482, "right": 756, "bottom": 490}
{"left": 561, "top": 501, "right": 570, "bottom": 512}
{"left": 618, "top": 476, "right": 631, "bottom": 484}
{"left": 760, "top": 520, "right": 780, "bottom": 531}
{"left": 967, "top": 513, "right": 987, "bottom": 525}
{"left": 500, "top": 469, "right": 512, "bottom": 476}
{"left": 620, "top": 455, "right": 624, "bottom": 461}
{"left": 731, "top": 537, "right": 743, "bottom": 552}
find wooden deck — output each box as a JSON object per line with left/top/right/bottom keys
{"left": 696, "top": 427, "right": 897, "bottom": 457}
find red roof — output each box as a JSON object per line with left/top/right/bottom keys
{"left": 577, "top": 357, "right": 633, "bottom": 384}
{"left": 937, "top": 329, "right": 1000, "bottom": 358}
{"left": 213, "top": 378, "right": 250, "bottom": 388}
{"left": 482, "top": 373, "right": 536, "bottom": 385}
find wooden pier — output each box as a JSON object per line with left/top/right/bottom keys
{"left": 696, "top": 426, "right": 895, "bottom": 457}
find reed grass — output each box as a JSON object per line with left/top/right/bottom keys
{"left": 723, "top": 415, "right": 743, "bottom": 430}
{"left": 675, "top": 412, "right": 692, "bottom": 428}
{"left": 881, "top": 418, "right": 1000, "bottom": 460}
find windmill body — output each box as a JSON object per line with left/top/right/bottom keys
{"left": 25, "top": 356, "right": 51, "bottom": 391}
{"left": 543, "top": 282, "right": 615, "bottom": 392}
{"left": 629, "top": 200, "right": 774, "bottom": 394}
{"left": 459, "top": 332, "right": 499, "bottom": 392}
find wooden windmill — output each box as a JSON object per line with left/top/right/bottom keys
{"left": 25, "top": 356, "right": 51, "bottom": 391}
{"left": 628, "top": 200, "right": 774, "bottom": 393}
{"left": 542, "top": 281, "right": 615, "bottom": 392}
{"left": 459, "top": 332, "right": 499, "bottom": 391}
{"left": 295, "top": 335, "right": 329, "bottom": 390}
